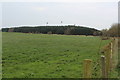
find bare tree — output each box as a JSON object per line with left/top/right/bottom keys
{"left": 101, "top": 29, "right": 108, "bottom": 37}
{"left": 8, "top": 28, "right": 14, "bottom": 32}
{"left": 64, "top": 27, "right": 74, "bottom": 35}
{"left": 101, "top": 23, "right": 119, "bottom": 37}
{"left": 107, "top": 23, "right": 119, "bottom": 37}
{"left": 47, "top": 31, "right": 52, "bottom": 34}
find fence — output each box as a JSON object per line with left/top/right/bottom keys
{"left": 83, "top": 38, "right": 118, "bottom": 78}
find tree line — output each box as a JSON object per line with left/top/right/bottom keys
{"left": 101, "top": 23, "right": 120, "bottom": 37}
{"left": 2, "top": 25, "right": 101, "bottom": 36}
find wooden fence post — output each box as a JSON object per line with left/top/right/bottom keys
{"left": 105, "top": 44, "right": 111, "bottom": 77}
{"left": 101, "top": 55, "right": 107, "bottom": 78}
{"left": 110, "top": 42, "right": 113, "bottom": 70}
{"left": 83, "top": 59, "right": 92, "bottom": 78}
{"left": 111, "top": 42, "right": 113, "bottom": 55}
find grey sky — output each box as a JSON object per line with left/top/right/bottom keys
{"left": 1, "top": 2, "right": 118, "bottom": 30}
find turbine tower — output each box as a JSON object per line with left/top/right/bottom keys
{"left": 61, "top": 21, "right": 63, "bottom": 24}
{"left": 46, "top": 22, "right": 48, "bottom": 26}
{"left": 61, "top": 21, "right": 63, "bottom": 26}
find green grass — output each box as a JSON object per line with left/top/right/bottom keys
{"left": 2, "top": 32, "right": 110, "bottom": 78}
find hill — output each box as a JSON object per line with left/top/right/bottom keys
{"left": 2, "top": 25, "right": 101, "bottom": 36}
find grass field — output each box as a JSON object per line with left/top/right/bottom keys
{"left": 2, "top": 32, "right": 110, "bottom": 78}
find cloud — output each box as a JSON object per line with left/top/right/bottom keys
{"left": 32, "top": 6, "right": 45, "bottom": 11}
{"left": 1, "top": 2, "right": 117, "bottom": 30}
{"left": 0, "top": 0, "right": 119, "bottom": 2}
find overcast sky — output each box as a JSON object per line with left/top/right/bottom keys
{"left": 0, "top": 0, "right": 118, "bottom": 30}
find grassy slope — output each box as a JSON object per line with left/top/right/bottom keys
{"left": 2, "top": 32, "right": 110, "bottom": 78}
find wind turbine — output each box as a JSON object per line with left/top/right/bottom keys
{"left": 61, "top": 21, "right": 63, "bottom": 24}
{"left": 46, "top": 22, "right": 48, "bottom": 26}
{"left": 61, "top": 21, "right": 63, "bottom": 26}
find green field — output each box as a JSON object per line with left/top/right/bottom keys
{"left": 2, "top": 32, "right": 110, "bottom": 78}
